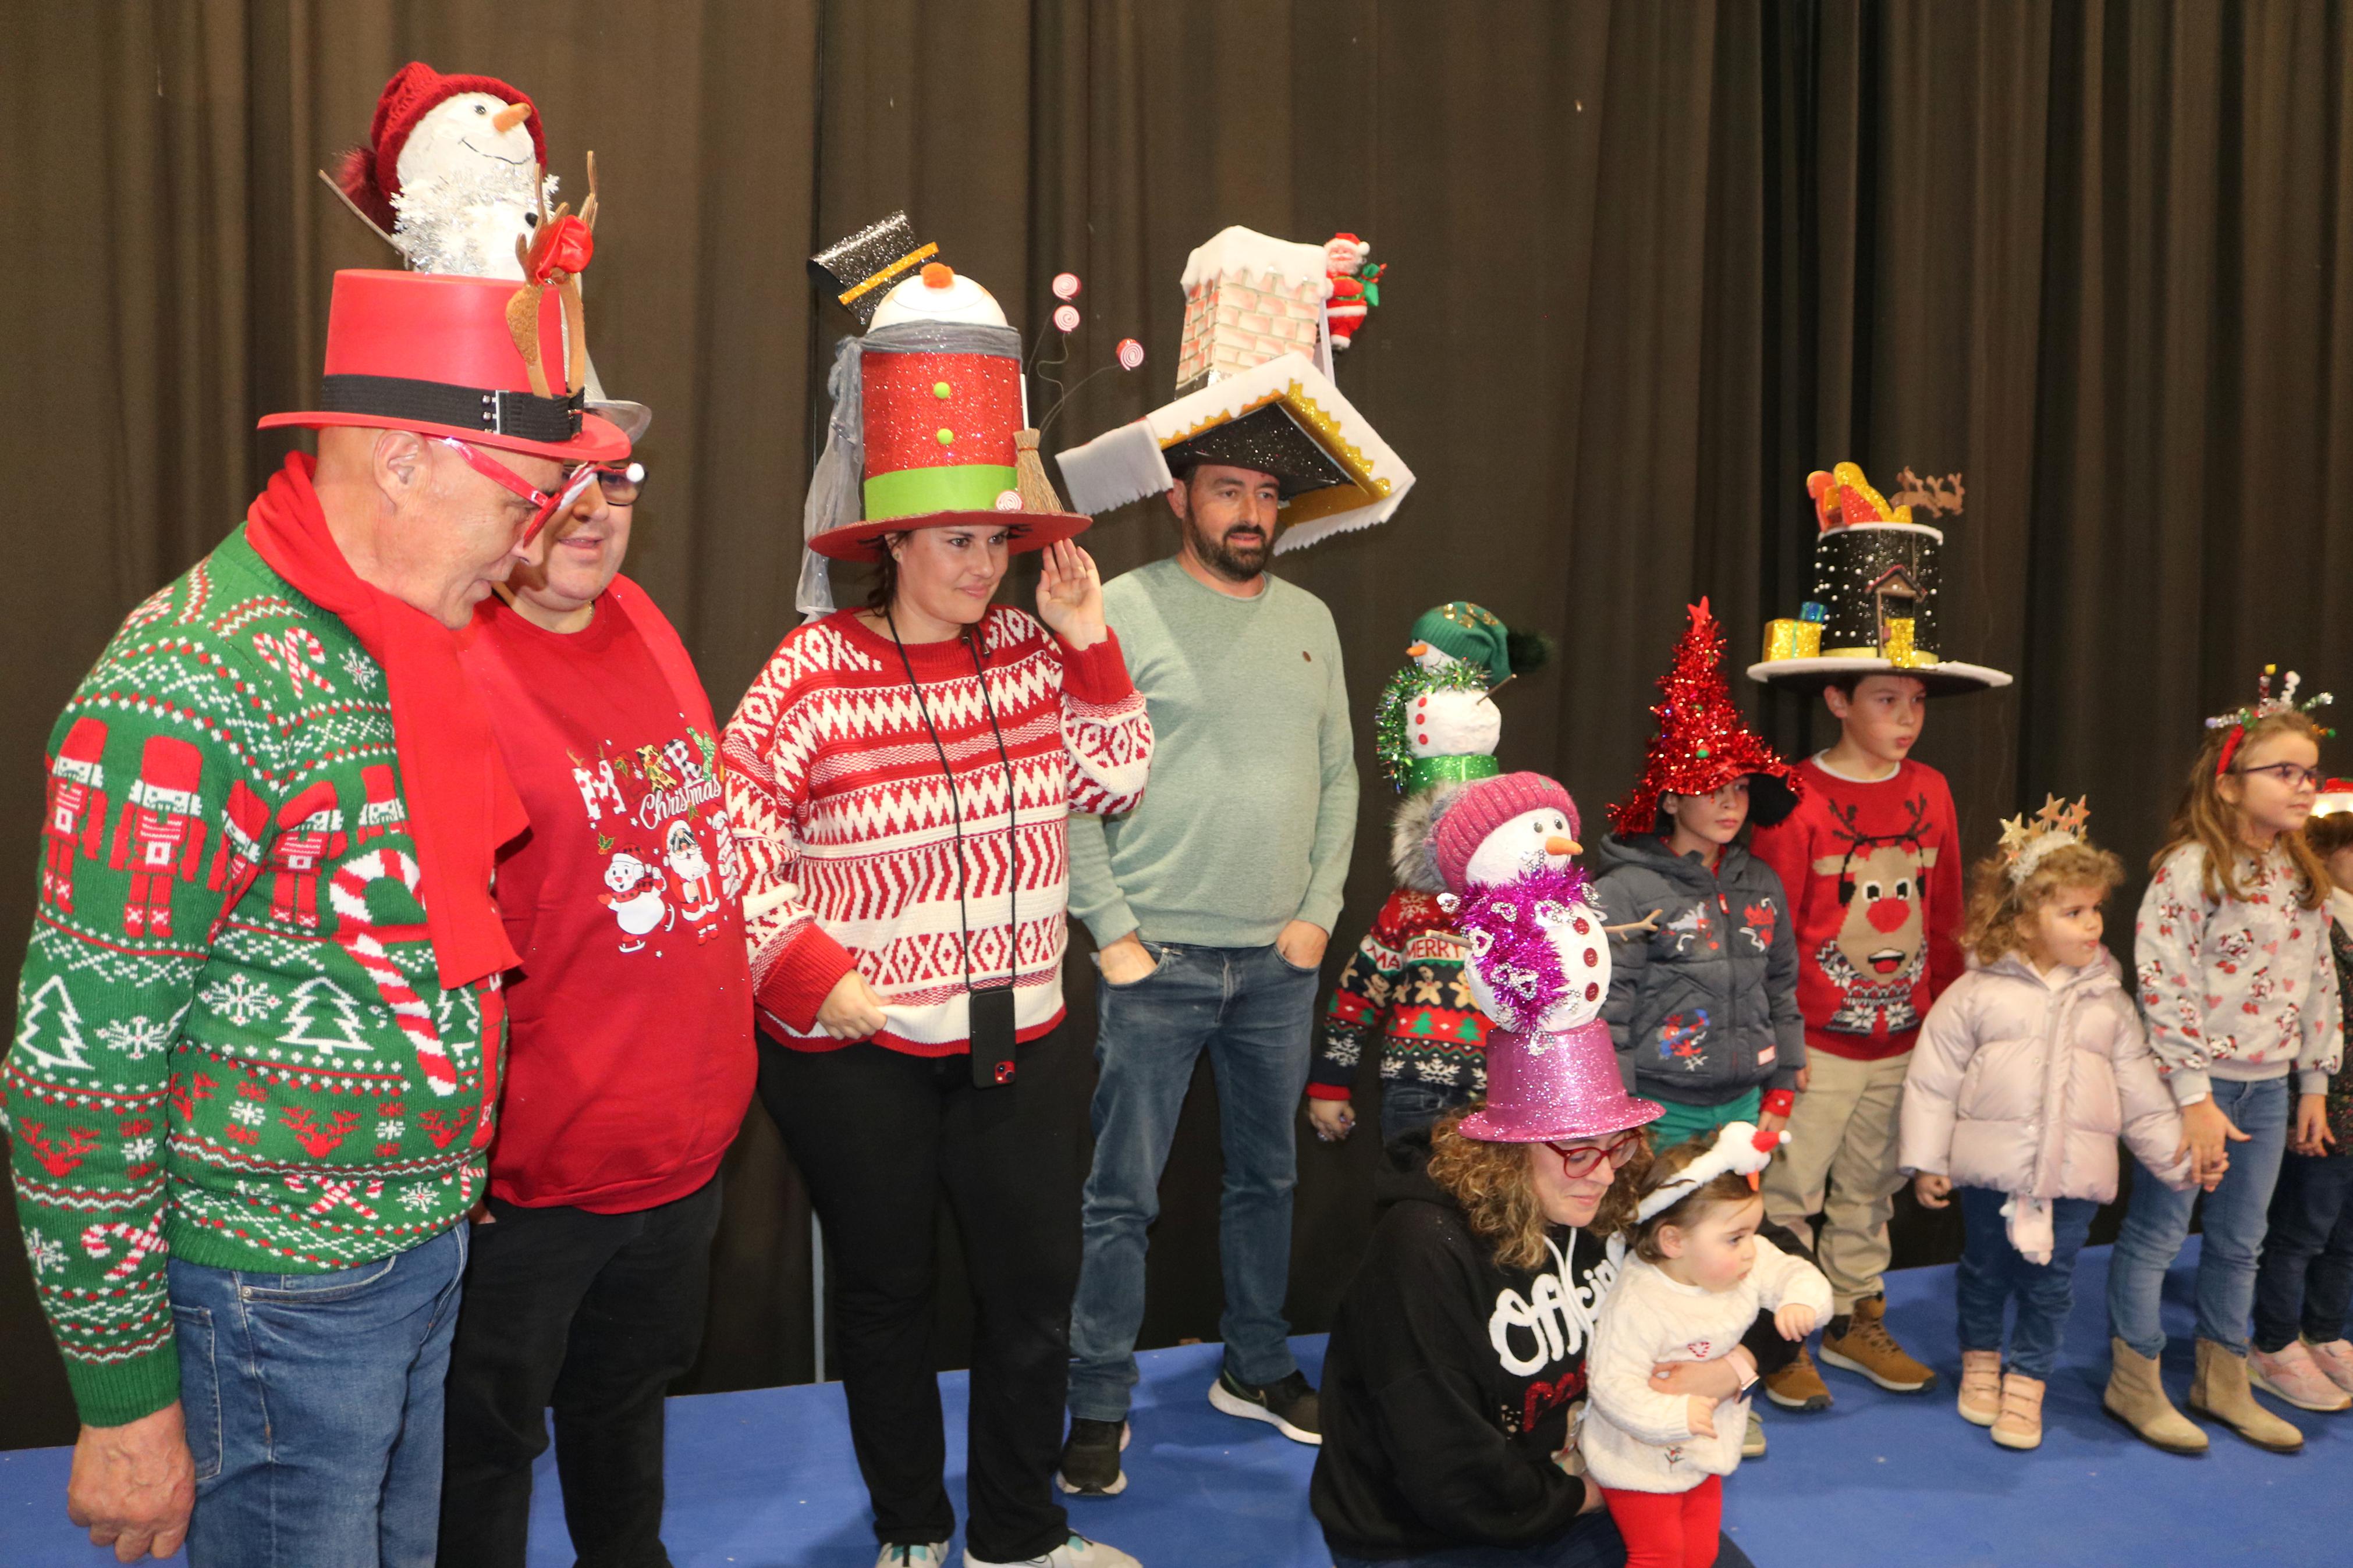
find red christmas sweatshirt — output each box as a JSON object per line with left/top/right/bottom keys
{"left": 1747, "top": 755, "right": 1964, "bottom": 1062}
{"left": 457, "top": 584, "right": 756, "bottom": 1211}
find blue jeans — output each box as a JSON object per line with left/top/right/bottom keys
{"left": 1953, "top": 1186, "right": 2099, "bottom": 1379}
{"left": 2252, "top": 1150, "right": 2353, "bottom": 1352}
{"left": 1379, "top": 1078, "right": 1478, "bottom": 1146}
{"left": 1329, "top": 1519, "right": 1756, "bottom": 1568}
{"left": 2107, "top": 1075, "right": 2291, "bottom": 1358}
{"left": 1069, "top": 940, "right": 1318, "bottom": 1419}
{"left": 168, "top": 1222, "right": 469, "bottom": 1568}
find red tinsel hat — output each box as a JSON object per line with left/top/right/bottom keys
{"left": 334, "top": 62, "right": 548, "bottom": 232}
{"left": 1608, "top": 598, "right": 1803, "bottom": 837}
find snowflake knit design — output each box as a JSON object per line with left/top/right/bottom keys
{"left": 3, "top": 528, "right": 496, "bottom": 1428}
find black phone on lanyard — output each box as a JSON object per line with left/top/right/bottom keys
{"left": 968, "top": 983, "right": 1018, "bottom": 1087}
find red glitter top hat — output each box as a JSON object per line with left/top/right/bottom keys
{"left": 1609, "top": 599, "right": 1802, "bottom": 838}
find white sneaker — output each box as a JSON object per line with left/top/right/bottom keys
{"left": 964, "top": 1533, "right": 1142, "bottom": 1567}
{"left": 878, "top": 1545, "right": 953, "bottom": 1567}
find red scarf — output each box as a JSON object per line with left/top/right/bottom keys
{"left": 246, "top": 453, "right": 528, "bottom": 990}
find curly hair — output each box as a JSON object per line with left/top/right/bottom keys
{"left": 1627, "top": 1132, "right": 1764, "bottom": 1263}
{"left": 1425, "top": 1111, "right": 1650, "bottom": 1272}
{"left": 2155, "top": 711, "right": 2331, "bottom": 911}
{"left": 1960, "top": 838, "right": 2126, "bottom": 965}
{"left": 2305, "top": 809, "right": 2353, "bottom": 862}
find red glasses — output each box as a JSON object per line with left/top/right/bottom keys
{"left": 1544, "top": 1131, "right": 1646, "bottom": 1179}
{"left": 438, "top": 438, "right": 602, "bottom": 546}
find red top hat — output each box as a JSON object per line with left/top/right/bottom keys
{"left": 260, "top": 271, "right": 627, "bottom": 463}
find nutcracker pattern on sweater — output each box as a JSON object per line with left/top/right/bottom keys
{"left": 1308, "top": 889, "right": 1489, "bottom": 1101}
{"left": 721, "top": 606, "right": 1151, "bottom": 1054}
{"left": 2134, "top": 843, "right": 2343, "bottom": 1104}
{"left": 6, "top": 528, "right": 498, "bottom": 1426}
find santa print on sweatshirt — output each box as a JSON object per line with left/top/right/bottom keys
{"left": 456, "top": 586, "right": 756, "bottom": 1213}
{"left": 1747, "top": 755, "right": 1964, "bottom": 1060}
{"left": 722, "top": 606, "right": 1151, "bottom": 1054}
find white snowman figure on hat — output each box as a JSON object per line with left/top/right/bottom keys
{"left": 871, "top": 261, "right": 1007, "bottom": 328}
{"left": 332, "top": 62, "right": 556, "bottom": 280}
{"left": 1432, "top": 773, "right": 1638, "bottom": 1039}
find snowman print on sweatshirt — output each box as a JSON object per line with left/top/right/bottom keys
{"left": 575, "top": 726, "right": 731, "bottom": 956}
{"left": 1811, "top": 795, "right": 1939, "bottom": 1036}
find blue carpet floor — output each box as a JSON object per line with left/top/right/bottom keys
{"left": 2, "top": 1239, "right": 2345, "bottom": 1566}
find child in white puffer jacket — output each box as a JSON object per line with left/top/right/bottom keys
{"left": 1899, "top": 799, "right": 2194, "bottom": 1452}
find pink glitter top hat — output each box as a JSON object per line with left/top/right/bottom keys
{"left": 1455, "top": 1021, "right": 1663, "bottom": 1144}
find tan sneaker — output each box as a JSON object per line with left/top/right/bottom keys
{"left": 1763, "top": 1344, "right": 1832, "bottom": 1410}
{"left": 2306, "top": 1337, "right": 2353, "bottom": 1395}
{"left": 1990, "top": 1373, "right": 2045, "bottom": 1450}
{"left": 1819, "top": 1295, "right": 1936, "bottom": 1393}
{"left": 1956, "top": 1349, "right": 2002, "bottom": 1426}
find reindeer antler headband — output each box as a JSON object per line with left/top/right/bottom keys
{"left": 1999, "top": 794, "right": 2093, "bottom": 886}
{"left": 1634, "top": 1121, "right": 1788, "bottom": 1224}
{"left": 2208, "top": 664, "right": 2335, "bottom": 778}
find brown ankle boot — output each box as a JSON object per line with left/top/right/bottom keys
{"left": 2102, "top": 1338, "right": 2207, "bottom": 1455}
{"left": 1990, "top": 1373, "right": 2045, "bottom": 1450}
{"left": 1762, "top": 1344, "right": 1833, "bottom": 1411}
{"left": 1957, "top": 1350, "right": 2002, "bottom": 1426}
{"left": 2188, "top": 1338, "right": 2304, "bottom": 1453}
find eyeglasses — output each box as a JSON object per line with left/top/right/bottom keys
{"left": 595, "top": 461, "right": 646, "bottom": 507}
{"left": 2235, "top": 762, "right": 2325, "bottom": 791}
{"left": 438, "top": 438, "right": 602, "bottom": 546}
{"left": 1543, "top": 1131, "right": 1646, "bottom": 1179}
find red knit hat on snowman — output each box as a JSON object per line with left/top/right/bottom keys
{"left": 1430, "top": 771, "right": 1581, "bottom": 893}
{"left": 335, "top": 62, "right": 548, "bottom": 232}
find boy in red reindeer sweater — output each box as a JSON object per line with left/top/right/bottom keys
{"left": 1747, "top": 672, "right": 1965, "bottom": 1409}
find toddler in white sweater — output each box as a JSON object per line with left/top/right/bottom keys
{"left": 1582, "top": 1122, "right": 1833, "bottom": 1568}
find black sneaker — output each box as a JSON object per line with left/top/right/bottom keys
{"left": 1056, "top": 1417, "right": 1129, "bottom": 1496}
{"left": 1208, "top": 1368, "right": 1321, "bottom": 1445}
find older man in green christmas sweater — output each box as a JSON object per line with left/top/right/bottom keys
{"left": 5, "top": 269, "right": 629, "bottom": 1565}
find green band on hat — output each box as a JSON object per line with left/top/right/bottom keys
{"left": 1407, "top": 753, "right": 1502, "bottom": 793}
{"left": 864, "top": 464, "right": 1018, "bottom": 521}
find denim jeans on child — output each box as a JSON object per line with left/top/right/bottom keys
{"left": 1379, "top": 1079, "right": 1478, "bottom": 1146}
{"left": 2107, "top": 1075, "right": 2291, "bottom": 1358}
{"left": 168, "top": 1220, "right": 468, "bottom": 1568}
{"left": 1954, "top": 1186, "right": 2099, "bottom": 1379}
{"left": 2252, "top": 1150, "right": 2353, "bottom": 1353}
{"left": 1069, "top": 940, "right": 1317, "bottom": 1420}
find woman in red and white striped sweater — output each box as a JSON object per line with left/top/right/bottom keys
{"left": 722, "top": 524, "right": 1151, "bottom": 1568}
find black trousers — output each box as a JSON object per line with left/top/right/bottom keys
{"left": 760, "top": 1026, "right": 1081, "bottom": 1562}
{"left": 437, "top": 1175, "right": 723, "bottom": 1568}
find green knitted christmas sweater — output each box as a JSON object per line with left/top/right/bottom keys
{"left": 6, "top": 526, "right": 500, "bottom": 1427}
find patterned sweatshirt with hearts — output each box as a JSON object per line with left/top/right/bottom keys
{"left": 1580, "top": 1238, "right": 1831, "bottom": 1490}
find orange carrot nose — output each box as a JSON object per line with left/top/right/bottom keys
{"left": 493, "top": 101, "right": 532, "bottom": 133}
{"left": 1545, "top": 835, "right": 1581, "bottom": 856}
{"left": 1406, "top": 642, "right": 1431, "bottom": 657}
{"left": 922, "top": 261, "right": 956, "bottom": 289}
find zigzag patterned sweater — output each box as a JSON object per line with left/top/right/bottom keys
{"left": 721, "top": 606, "right": 1151, "bottom": 1054}
{"left": 6, "top": 527, "right": 501, "bottom": 1427}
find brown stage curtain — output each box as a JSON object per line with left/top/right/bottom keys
{"left": 4, "top": 0, "right": 2350, "bottom": 1452}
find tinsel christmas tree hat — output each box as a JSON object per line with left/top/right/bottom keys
{"left": 1609, "top": 598, "right": 1804, "bottom": 837}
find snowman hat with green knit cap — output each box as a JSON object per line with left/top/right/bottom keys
{"left": 1407, "top": 602, "right": 1553, "bottom": 684}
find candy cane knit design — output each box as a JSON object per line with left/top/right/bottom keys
{"left": 328, "top": 847, "right": 457, "bottom": 1096}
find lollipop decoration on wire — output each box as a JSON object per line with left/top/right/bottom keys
{"left": 1025, "top": 269, "right": 1148, "bottom": 445}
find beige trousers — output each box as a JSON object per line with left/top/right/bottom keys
{"left": 1761, "top": 1047, "right": 1911, "bottom": 1311}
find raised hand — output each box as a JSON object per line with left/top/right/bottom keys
{"left": 1034, "top": 538, "right": 1108, "bottom": 650}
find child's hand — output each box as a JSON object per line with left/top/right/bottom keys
{"left": 2293, "top": 1093, "right": 2334, "bottom": 1157}
{"left": 1775, "top": 1303, "right": 1818, "bottom": 1341}
{"left": 1307, "top": 1097, "right": 1355, "bottom": 1143}
{"left": 2181, "top": 1098, "right": 2249, "bottom": 1187}
{"left": 1686, "top": 1396, "right": 1718, "bottom": 1440}
{"left": 1912, "top": 1173, "right": 1953, "bottom": 1208}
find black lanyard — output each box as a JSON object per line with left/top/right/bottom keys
{"left": 884, "top": 609, "right": 1020, "bottom": 990}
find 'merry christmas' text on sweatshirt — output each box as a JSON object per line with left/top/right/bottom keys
{"left": 1067, "top": 558, "right": 1359, "bottom": 949}
{"left": 457, "top": 585, "right": 757, "bottom": 1213}
{"left": 8, "top": 528, "right": 501, "bottom": 1427}
{"left": 1309, "top": 889, "right": 1489, "bottom": 1103}
{"left": 2134, "top": 842, "right": 2342, "bottom": 1106}
{"left": 721, "top": 607, "right": 1151, "bottom": 1054}
{"left": 1746, "top": 755, "right": 1964, "bottom": 1061}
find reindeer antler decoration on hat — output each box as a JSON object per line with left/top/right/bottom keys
{"left": 505, "top": 153, "right": 601, "bottom": 401}
{"left": 2206, "top": 664, "right": 2336, "bottom": 778}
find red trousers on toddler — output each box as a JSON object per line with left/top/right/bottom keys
{"left": 1601, "top": 1473, "right": 1723, "bottom": 1568}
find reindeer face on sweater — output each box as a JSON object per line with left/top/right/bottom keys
{"left": 1813, "top": 798, "right": 1939, "bottom": 983}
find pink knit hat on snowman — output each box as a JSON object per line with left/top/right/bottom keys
{"left": 1431, "top": 771, "right": 1580, "bottom": 893}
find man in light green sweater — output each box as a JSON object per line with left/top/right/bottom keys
{"left": 1060, "top": 456, "right": 1359, "bottom": 1495}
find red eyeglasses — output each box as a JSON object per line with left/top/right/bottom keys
{"left": 1543, "top": 1131, "right": 1646, "bottom": 1179}
{"left": 438, "top": 438, "right": 604, "bottom": 546}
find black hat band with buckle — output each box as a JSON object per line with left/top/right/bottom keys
{"left": 320, "top": 374, "right": 585, "bottom": 442}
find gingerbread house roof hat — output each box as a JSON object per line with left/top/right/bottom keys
{"left": 1053, "top": 226, "right": 1414, "bottom": 554}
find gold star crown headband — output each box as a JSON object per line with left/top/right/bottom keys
{"left": 2206, "top": 664, "right": 2335, "bottom": 778}
{"left": 1999, "top": 794, "right": 2093, "bottom": 886}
